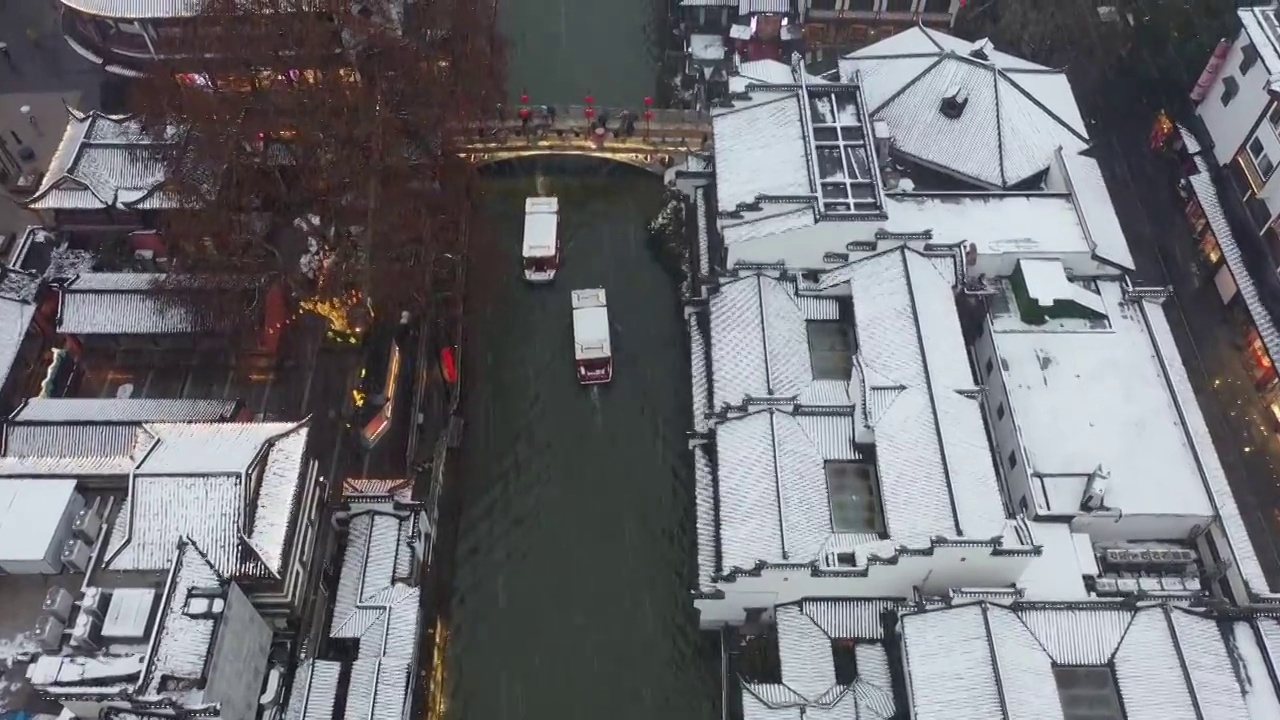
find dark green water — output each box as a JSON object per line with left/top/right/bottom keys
{"left": 444, "top": 169, "right": 714, "bottom": 719}
{"left": 496, "top": 0, "right": 664, "bottom": 106}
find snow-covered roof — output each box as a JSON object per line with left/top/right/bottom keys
{"left": 0, "top": 421, "right": 152, "bottom": 476}
{"left": 0, "top": 478, "right": 77, "bottom": 569}
{"left": 0, "top": 293, "right": 37, "bottom": 400}
{"left": 330, "top": 511, "right": 419, "bottom": 639}
{"left": 741, "top": 600, "right": 900, "bottom": 719}
{"left": 696, "top": 247, "right": 1010, "bottom": 576}
{"left": 900, "top": 600, "right": 1280, "bottom": 720}
{"left": 100, "top": 421, "right": 311, "bottom": 577}
{"left": 990, "top": 278, "right": 1271, "bottom": 595}
{"left": 522, "top": 196, "right": 558, "bottom": 257}
{"left": 324, "top": 510, "right": 421, "bottom": 720}
{"left": 10, "top": 397, "right": 240, "bottom": 423}
{"left": 1051, "top": 148, "right": 1135, "bottom": 271}
{"left": 140, "top": 538, "right": 226, "bottom": 697}
{"left": 59, "top": 0, "right": 204, "bottom": 19}
{"left": 26, "top": 109, "right": 179, "bottom": 211}
{"left": 707, "top": 273, "right": 848, "bottom": 408}
{"left": 991, "top": 281, "right": 1219, "bottom": 520}
{"left": 1240, "top": 4, "right": 1280, "bottom": 76}
{"left": 285, "top": 660, "right": 342, "bottom": 720}
{"left": 31, "top": 536, "right": 270, "bottom": 718}
{"left": 711, "top": 55, "right": 886, "bottom": 231}
{"left": 56, "top": 273, "right": 226, "bottom": 336}
{"left": 841, "top": 26, "right": 1089, "bottom": 188}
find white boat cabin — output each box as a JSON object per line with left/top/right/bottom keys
{"left": 571, "top": 288, "right": 612, "bottom": 385}
{"left": 522, "top": 196, "right": 560, "bottom": 283}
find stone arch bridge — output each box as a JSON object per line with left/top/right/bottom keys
{"left": 458, "top": 105, "right": 712, "bottom": 174}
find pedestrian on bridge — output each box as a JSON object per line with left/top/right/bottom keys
{"left": 545, "top": 105, "right": 556, "bottom": 125}
{"left": 0, "top": 42, "right": 12, "bottom": 70}
{"left": 619, "top": 110, "right": 636, "bottom": 138}
{"left": 518, "top": 106, "right": 531, "bottom": 136}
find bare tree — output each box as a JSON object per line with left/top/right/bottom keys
{"left": 957, "top": 0, "right": 1237, "bottom": 118}
{"left": 130, "top": 0, "right": 504, "bottom": 332}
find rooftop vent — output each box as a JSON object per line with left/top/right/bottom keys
{"left": 969, "top": 38, "right": 993, "bottom": 61}
{"left": 940, "top": 86, "right": 969, "bottom": 119}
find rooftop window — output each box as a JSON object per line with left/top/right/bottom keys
{"left": 1053, "top": 665, "right": 1124, "bottom": 720}
{"left": 804, "top": 82, "right": 883, "bottom": 217}
{"left": 825, "top": 461, "right": 885, "bottom": 534}
{"left": 807, "top": 320, "right": 853, "bottom": 380}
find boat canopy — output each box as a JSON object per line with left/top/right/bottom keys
{"left": 571, "top": 288, "right": 610, "bottom": 361}
{"left": 522, "top": 197, "right": 559, "bottom": 260}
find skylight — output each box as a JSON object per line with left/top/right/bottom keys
{"left": 805, "top": 84, "right": 883, "bottom": 217}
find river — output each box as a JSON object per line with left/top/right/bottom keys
{"left": 444, "top": 164, "right": 716, "bottom": 720}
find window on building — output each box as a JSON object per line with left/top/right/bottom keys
{"left": 984, "top": 357, "right": 994, "bottom": 377}
{"left": 1222, "top": 75, "right": 1240, "bottom": 106}
{"left": 1270, "top": 103, "right": 1280, "bottom": 131}
{"left": 1007, "top": 450, "right": 1018, "bottom": 470}
{"left": 996, "top": 402, "right": 1006, "bottom": 421}
{"left": 884, "top": 0, "right": 913, "bottom": 11}
{"left": 825, "top": 461, "right": 886, "bottom": 534}
{"left": 921, "top": 0, "right": 951, "bottom": 12}
{"left": 1250, "top": 135, "right": 1275, "bottom": 178}
{"left": 1242, "top": 43, "right": 1260, "bottom": 75}
{"left": 807, "top": 320, "right": 854, "bottom": 380}
{"left": 1053, "top": 666, "right": 1125, "bottom": 720}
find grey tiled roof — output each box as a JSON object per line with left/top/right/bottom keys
{"left": 901, "top": 602, "right": 1280, "bottom": 720}
{"left": 843, "top": 26, "right": 1089, "bottom": 188}
{"left": 26, "top": 109, "right": 178, "bottom": 211}
{"left": 697, "top": 248, "right": 1010, "bottom": 574}
{"left": 10, "top": 397, "right": 239, "bottom": 423}
{"left": 60, "top": 0, "right": 205, "bottom": 19}
{"left": 743, "top": 601, "right": 900, "bottom": 720}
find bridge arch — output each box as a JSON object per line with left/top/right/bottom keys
{"left": 464, "top": 148, "right": 680, "bottom": 175}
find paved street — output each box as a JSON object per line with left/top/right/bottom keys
{"left": 1089, "top": 89, "right": 1280, "bottom": 585}
{"left": 0, "top": 0, "right": 112, "bottom": 239}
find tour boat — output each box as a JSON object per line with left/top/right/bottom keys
{"left": 522, "top": 196, "right": 560, "bottom": 283}
{"left": 571, "top": 288, "right": 612, "bottom": 385}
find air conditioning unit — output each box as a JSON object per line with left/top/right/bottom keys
{"left": 42, "top": 587, "right": 74, "bottom": 623}
{"left": 1172, "top": 549, "right": 1196, "bottom": 564}
{"left": 1161, "top": 577, "right": 1186, "bottom": 592}
{"left": 1104, "top": 549, "right": 1129, "bottom": 565}
{"left": 183, "top": 595, "right": 226, "bottom": 618}
{"left": 78, "top": 587, "right": 108, "bottom": 620}
{"left": 71, "top": 507, "right": 102, "bottom": 544}
{"left": 69, "top": 613, "right": 100, "bottom": 652}
{"left": 60, "top": 539, "right": 91, "bottom": 573}
{"left": 1093, "top": 577, "right": 1119, "bottom": 595}
{"left": 1115, "top": 578, "right": 1140, "bottom": 594}
{"left": 33, "top": 615, "right": 65, "bottom": 652}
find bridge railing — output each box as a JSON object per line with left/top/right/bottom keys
{"left": 479, "top": 105, "right": 711, "bottom": 131}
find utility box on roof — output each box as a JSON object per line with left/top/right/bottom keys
{"left": 0, "top": 479, "right": 82, "bottom": 574}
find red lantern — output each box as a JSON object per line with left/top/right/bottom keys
{"left": 643, "top": 96, "right": 653, "bottom": 107}
{"left": 440, "top": 346, "right": 458, "bottom": 384}
{"left": 643, "top": 109, "right": 654, "bottom": 121}
{"left": 585, "top": 93, "right": 594, "bottom": 106}
{"left": 520, "top": 89, "right": 529, "bottom": 104}
{"left": 584, "top": 107, "right": 596, "bottom": 119}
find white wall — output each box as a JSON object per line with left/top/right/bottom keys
{"left": 695, "top": 545, "right": 1035, "bottom": 628}
{"left": 1070, "top": 512, "right": 1207, "bottom": 543}
{"left": 973, "top": 323, "right": 1032, "bottom": 513}
{"left": 723, "top": 223, "right": 1117, "bottom": 278}
{"left": 1197, "top": 33, "right": 1271, "bottom": 168}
